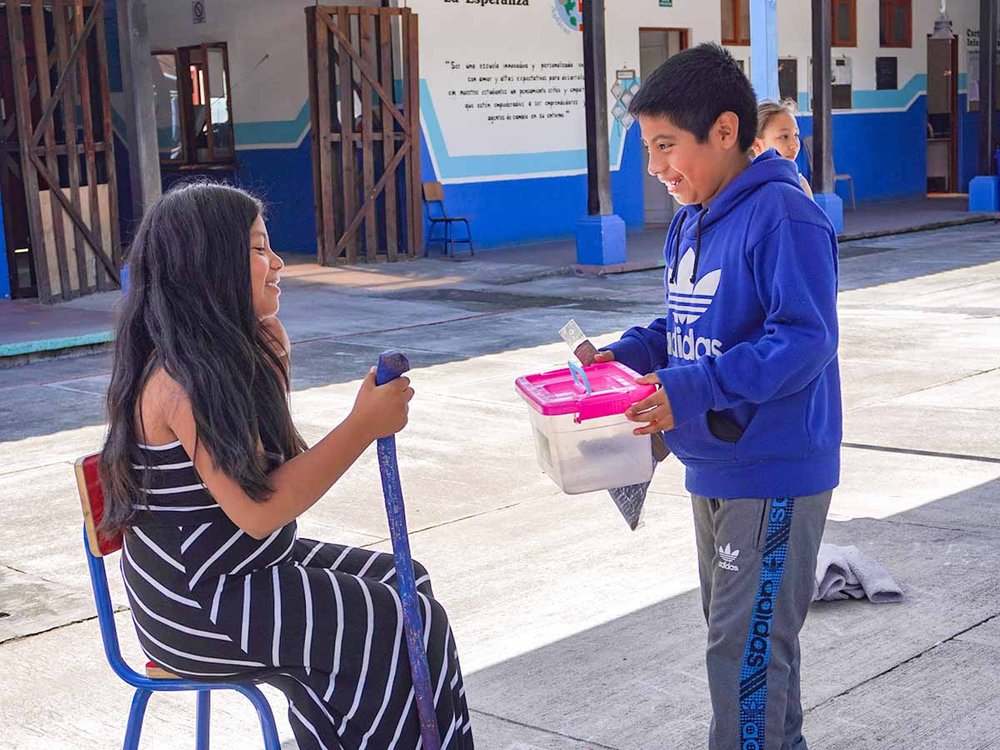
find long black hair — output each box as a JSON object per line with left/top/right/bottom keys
{"left": 99, "top": 182, "right": 306, "bottom": 533}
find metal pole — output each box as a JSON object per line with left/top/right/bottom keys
{"left": 582, "top": 0, "right": 612, "bottom": 216}
{"left": 979, "top": 0, "right": 998, "bottom": 175}
{"left": 374, "top": 351, "right": 441, "bottom": 750}
{"left": 811, "top": 0, "right": 834, "bottom": 194}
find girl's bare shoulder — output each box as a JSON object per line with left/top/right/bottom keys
{"left": 136, "top": 366, "right": 189, "bottom": 442}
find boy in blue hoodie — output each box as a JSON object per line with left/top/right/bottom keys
{"left": 595, "top": 44, "right": 841, "bottom": 750}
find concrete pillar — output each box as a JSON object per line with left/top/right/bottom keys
{"left": 970, "top": 0, "right": 1000, "bottom": 212}
{"left": 811, "top": 0, "right": 844, "bottom": 232}
{"left": 576, "top": 0, "right": 625, "bottom": 266}
{"left": 750, "top": 0, "right": 779, "bottom": 102}
{"left": 117, "top": 0, "right": 161, "bottom": 224}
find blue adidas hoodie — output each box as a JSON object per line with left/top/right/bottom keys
{"left": 607, "top": 150, "right": 842, "bottom": 499}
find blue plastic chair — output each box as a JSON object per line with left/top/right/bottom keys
{"left": 75, "top": 454, "right": 282, "bottom": 750}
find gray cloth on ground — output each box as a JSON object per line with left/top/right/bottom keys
{"left": 812, "top": 543, "right": 904, "bottom": 603}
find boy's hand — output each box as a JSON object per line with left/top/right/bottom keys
{"left": 625, "top": 373, "right": 675, "bottom": 435}
{"left": 593, "top": 350, "right": 615, "bottom": 363}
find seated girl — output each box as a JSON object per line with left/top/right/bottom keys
{"left": 100, "top": 182, "right": 474, "bottom": 749}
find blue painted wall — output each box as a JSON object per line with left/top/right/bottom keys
{"left": 420, "top": 123, "right": 645, "bottom": 249}
{"left": 795, "top": 96, "right": 928, "bottom": 204}
{"left": 155, "top": 140, "right": 317, "bottom": 255}
{"left": 236, "top": 138, "right": 317, "bottom": 253}
{"left": 960, "top": 102, "right": 1000, "bottom": 189}
{"left": 111, "top": 73, "right": 993, "bottom": 258}
{"left": 193, "top": 121, "right": 647, "bottom": 254}
{"left": 960, "top": 95, "right": 982, "bottom": 192}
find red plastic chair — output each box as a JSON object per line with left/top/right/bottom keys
{"left": 75, "top": 453, "right": 281, "bottom": 750}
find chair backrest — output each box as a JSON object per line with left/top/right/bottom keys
{"left": 422, "top": 181, "right": 444, "bottom": 202}
{"left": 75, "top": 452, "right": 142, "bottom": 684}
{"left": 75, "top": 453, "right": 123, "bottom": 557}
{"left": 802, "top": 135, "right": 840, "bottom": 177}
{"left": 422, "top": 181, "right": 447, "bottom": 220}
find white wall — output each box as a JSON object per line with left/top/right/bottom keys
{"left": 142, "top": 0, "right": 983, "bottom": 140}
{"left": 775, "top": 0, "right": 980, "bottom": 102}
{"left": 145, "top": 0, "right": 380, "bottom": 127}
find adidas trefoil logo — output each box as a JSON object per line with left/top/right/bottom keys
{"left": 718, "top": 542, "right": 740, "bottom": 572}
{"left": 665, "top": 248, "right": 724, "bottom": 362}
{"left": 668, "top": 248, "right": 721, "bottom": 325}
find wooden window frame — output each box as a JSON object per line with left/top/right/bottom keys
{"left": 831, "top": 0, "right": 857, "bottom": 48}
{"left": 879, "top": 0, "right": 911, "bottom": 48}
{"left": 721, "top": 0, "right": 750, "bottom": 47}
{"left": 153, "top": 42, "right": 235, "bottom": 167}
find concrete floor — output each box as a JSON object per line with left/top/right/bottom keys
{"left": 1, "top": 222, "right": 999, "bottom": 749}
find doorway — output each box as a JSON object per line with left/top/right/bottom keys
{"left": 926, "top": 34, "right": 958, "bottom": 194}
{"left": 639, "top": 28, "right": 688, "bottom": 226}
{"left": 0, "top": 8, "right": 41, "bottom": 298}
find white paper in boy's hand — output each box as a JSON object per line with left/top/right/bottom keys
{"left": 559, "top": 318, "right": 599, "bottom": 366}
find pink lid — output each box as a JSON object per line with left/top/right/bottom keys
{"left": 515, "top": 361, "right": 656, "bottom": 421}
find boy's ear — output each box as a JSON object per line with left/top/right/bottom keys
{"left": 751, "top": 137, "right": 764, "bottom": 157}
{"left": 713, "top": 111, "right": 741, "bottom": 150}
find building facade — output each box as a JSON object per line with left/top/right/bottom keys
{"left": 0, "top": 0, "right": 992, "bottom": 297}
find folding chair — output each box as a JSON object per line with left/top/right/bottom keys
{"left": 422, "top": 181, "right": 474, "bottom": 257}
{"left": 74, "top": 453, "right": 281, "bottom": 750}
{"left": 803, "top": 136, "right": 857, "bottom": 210}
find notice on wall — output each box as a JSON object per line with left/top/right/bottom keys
{"left": 968, "top": 28, "right": 980, "bottom": 108}
{"left": 966, "top": 26, "right": 1000, "bottom": 110}
{"left": 410, "top": 0, "right": 624, "bottom": 182}
{"left": 439, "top": 58, "right": 585, "bottom": 144}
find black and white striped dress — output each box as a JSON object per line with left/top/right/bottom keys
{"left": 121, "top": 440, "right": 474, "bottom": 749}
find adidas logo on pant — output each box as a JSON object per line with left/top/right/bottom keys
{"left": 718, "top": 543, "right": 740, "bottom": 572}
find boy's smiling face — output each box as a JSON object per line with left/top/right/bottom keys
{"left": 640, "top": 111, "right": 747, "bottom": 207}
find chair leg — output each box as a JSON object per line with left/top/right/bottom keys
{"left": 123, "top": 688, "right": 152, "bottom": 750}
{"left": 235, "top": 685, "right": 282, "bottom": 750}
{"left": 424, "top": 221, "right": 439, "bottom": 257}
{"left": 461, "top": 219, "right": 474, "bottom": 255}
{"left": 196, "top": 690, "right": 211, "bottom": 750}
{"left": 849, "top": 179, "right": 857, "bottom": 211}
{"left": 444, "top": 220, "right": 452, "bottom": 257}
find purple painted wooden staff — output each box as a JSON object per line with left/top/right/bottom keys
{"left": 375, "top": 351, "right": 441, "bottom": 750}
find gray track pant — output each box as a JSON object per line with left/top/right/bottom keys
{"left": 692, "top": 491, "right": 832, "bottom": 750}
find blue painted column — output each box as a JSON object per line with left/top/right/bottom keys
{"left": 576, "top": 0, "right": 626, "bottom": 266}
{"left": 811, "top": 0, "right": 843, "bottom": 233}
{"left": 0, "top": 189, "right": 10, "bottom": 300}
{"left": 970, "top": 0, "right": 1000, "bottom": 212}
{"left": 750, "top": 0, "right": 779, "bottom": 102}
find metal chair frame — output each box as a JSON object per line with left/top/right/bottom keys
{"left": 423, "top": 181, "right": 474, "bottom": 257}
{"left": 75, "top": 454, "right": 281, "bottom": 750}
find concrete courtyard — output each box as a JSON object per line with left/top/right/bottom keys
{"left": 1, "top": 221, "right": 999, "bottom": 749}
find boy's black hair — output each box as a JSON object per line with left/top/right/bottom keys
{"left": 629, "top": 43, "right": 758, "bottom": 152}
